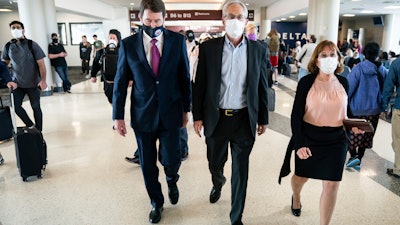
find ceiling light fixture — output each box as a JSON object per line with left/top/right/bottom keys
{"left": 0, "top": 8, "right": 12, "bottom": 12}
{"left": 360, "top": 10, "right": 374, "bottom": 13}
{"left": 298, "top": 13, "right": 307, "bottom": 16}
{"left": 384, "top": 5, "right": 400, "bottom": 9}
{"left": 343, "top": 14, "right": 355, "bottom": 17}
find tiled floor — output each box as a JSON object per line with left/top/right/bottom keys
{"left": 1, "top": 72, "right": 400, "bottom": 225}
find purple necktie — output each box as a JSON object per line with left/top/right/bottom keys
{"left": 151, "top": 39, "right": 160, "bottom": 76}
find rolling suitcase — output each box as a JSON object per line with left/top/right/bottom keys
{"left": 0, "top": 96, "right": 13, "bottom": 141}
{"left": 9, "top": 88, "right": 47, "bottom": 181}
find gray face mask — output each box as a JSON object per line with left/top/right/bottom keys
{"left": 11, "top": 29, "right": 23, "bottom": 39}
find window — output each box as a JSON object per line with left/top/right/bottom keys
{"left": 57, "top": 23, "right": 67, "bottom": 45}
{"left": 69, "top": 22, "right": 104, "bottom": 45}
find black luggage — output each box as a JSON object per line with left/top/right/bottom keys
{"left": 10, "top": 89, "right": 47, "bottom": 181}
{"left": 0, "top": 96, "right": 13, "bottom": 141}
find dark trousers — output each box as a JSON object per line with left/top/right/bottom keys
{"left": 134, "top": 126, "right": 181, "bottom": 208}
{"left": 81, "top": 59, "right": 90, "bottom": 74}
{"left": 13, "top": 87, "right": 42, "bottom": 131}
{"left": 54, "top": 65, "right": 71, "bottom": 91}
{"left": 206, "top": 109, "right": 255, "bottom": 225}
{"left": 180, "top": 127, "right": 188, "bottom": 155}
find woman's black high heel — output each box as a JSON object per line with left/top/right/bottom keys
{"left": 291, "top": 195, "right": 302, "bottom": 217}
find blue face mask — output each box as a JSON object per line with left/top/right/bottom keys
{"left": 247, "top": 33, "right": 257, "bottom": 41}
{"left": 142, "top": 25, "right": 163, "bottom": 38}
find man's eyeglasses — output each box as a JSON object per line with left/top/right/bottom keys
{"left": 225, "top": 14, "right": 246, "bottom": 21}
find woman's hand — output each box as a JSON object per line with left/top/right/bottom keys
{"left": 296, "top": 147, "right": 312, "bottom": 159}
{"left": 351, "top": 127, "right": 365, "bottom": 134}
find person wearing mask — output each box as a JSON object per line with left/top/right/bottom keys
{"left": 347, "top": 50, "right": 361, "bottom": 69}
{"left": 192, "top": 1, "right": 269, "bottom": 224}
{"left": 346, "top": 42, "right": 388, "bottom": 170}
{"left": 279, "top": 40, "right": 363, "bottom": 224}
{"left": 112, "top": 0, "right": 191, "bottom": 223}
{"left": 0, "top": 60, "right": 17, "bottom": 165}
{"left": 48, "top": 33, "right": 71, "bottom": 93}
{"left": 189, "top": 32, "right": 212, "bottom": 83}
{"left": 79, "top": 35, "right": 92, "bottom": 76}
{"left": 1, "top": 20, "right": 47, "bottom": 132}
{"left": 382, "top": 51, "right": 400, "bottom": 179}
{"left": 296, "top": 34, "right": 317, "bottom": 81}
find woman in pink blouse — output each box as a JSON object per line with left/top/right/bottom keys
{"left": 280, "top": 40, "right": 363, "bottom": 225}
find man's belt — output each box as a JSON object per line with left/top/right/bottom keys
{"left": 220, "top": 108, "right": 246, "bottom": 117}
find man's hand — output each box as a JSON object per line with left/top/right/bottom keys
{"left": 193, "top": 120, "right": 203, "bottom": 138}
{"left": 257, "top": 124, "right": 267, "bottom": 136}
{"left": 38, "top": 80, "right": 47, "bottom": 91}
{"left": 114, "top": 119, "right": 127, "bottom": 137}
{"left": 7, "top": 81, "right": 17, "bottom": 90}
{"left": 182, "top": 112, "right": 189, "bottom": 128}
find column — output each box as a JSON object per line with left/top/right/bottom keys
{"left": 382, "top": 14, "right": 400, "bottom": 53}
{"left": 17, "top": 0, "right": 54, "bottom": 96}
{"left": 44, "top": 0, "right": 63, "bottom": 92}
{"left": 307, "top": 0, "right": 340, "bottom": 43}
{"left": 259, "top": 7, "right": 269, "bottom": 40}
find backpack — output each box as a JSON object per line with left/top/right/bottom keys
{"left": 269, "top": 35, "right": 280, "bottom": 53}
{"left": 5, "top": 39, "right": 39, "bottom": 72}
{"left": 101, "top": 45, "right": 119, "bottom": 81}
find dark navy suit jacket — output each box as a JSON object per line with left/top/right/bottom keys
{"left": 112, "top": 29, "right": 191, "bottom": 132}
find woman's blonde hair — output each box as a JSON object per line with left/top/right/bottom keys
{"left": 308, "top": 40, "right": 344, "bottom": 75}
{"left": 267, "top": 28, "right": 278, "bottom": 37}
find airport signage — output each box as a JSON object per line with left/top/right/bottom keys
{"left": 130, "top": 10, "right": 254, "bottom": 21}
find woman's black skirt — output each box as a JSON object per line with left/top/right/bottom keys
{"left": 295, "top": 122, "right": 347, "bottom": 181}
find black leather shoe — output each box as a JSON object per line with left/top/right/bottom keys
{"left": 168, "top": 184, "right": 179, "bottom": 205}
{"left": 291, "top": 195, "right": 301, "bottom": 217}
{"left": 387, "top": 168, "right": 400, "bottom": 178}
{"left": 210, "top": 178, "right": 226, "bottom": 203}
{"left": 181, "top": 153, "right": 189, "bottom": 161}
{"left": 149, "top": 206, "right": 163, "bottom": 223}
{"left": 125, "top": 156, "right": 140, "bottom": 164}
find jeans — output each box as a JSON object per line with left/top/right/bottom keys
{"left": 180, "top": 127, "right": 188, "bottom": 155}
{"left": 13, "top": 87, "right": 43, "bottom": 131}
{"left": 81, "top": 59, "right": 90, "bottom": 74}
{"left": 54, "top": 65, "right": 71, "bottom": 91}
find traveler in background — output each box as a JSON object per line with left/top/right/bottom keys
{"left": 347, "top": 50, "right": 361, "bottom": 69}
{"left": 48, "top": 33, "right": 71, "bottom": 93}
{"left": 79, "top": 35, "right": 91, "bottom": 76}
{"left": 112, "top": 0, "right": 191, "bottom": 223}
{"left": 0, "top": 60, "right": 17, "bottom": 166}
{"left": 296, "top": 34, "right": 317, "bottom": 81}
{"left": 339, "top": 38, "right": 349, "bottom": 55}
{"left": 90, "top": 34, "right": 105, "bottom": 79}
{"left": 277, "top": 39, "right": 287, "bottom": 75}
{"left": 266, "top": 28, "right": 280, "bottom": 85}
{"left": 1, "top": 20, "right": 47, "bottom": 132}
{"left": 280, "top": 40, "right": 363, "bottom": 224}
{"left": 189, "top": 32, "right": 212, "bottom": 83}
{"left": 382, "top": 54, "right": 400, "bottom": 179}
{"left": 346, "top": 42, "right": 388, "bottom": 170}
{"left": 193, "top": 1, "right": 269, "bottom": 224}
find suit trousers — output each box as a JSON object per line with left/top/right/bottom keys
{"left": 206, "top": 109, "right": 255, "bottom": 225}
{"left": 134, "top": 125, "right": 181, "bottom": 208}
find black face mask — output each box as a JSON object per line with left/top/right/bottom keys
{"left": 52, "top": 38, "right": 58, "bottom": 43}
{"left": 142, "top": 25, "right": 163, "bottom": 38}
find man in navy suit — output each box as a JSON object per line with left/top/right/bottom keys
{"left": 112, "top": 0, "right": 191, "bottom": 223}
{"left": 192, "top": 1, "right": 269, "bottom": 224}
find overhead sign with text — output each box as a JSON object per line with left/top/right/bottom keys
{"left": 271, "top": 22, "right": 307, "bottom": 49}
{"left": 130, "top": 10, "right": 254, "bottom": 21}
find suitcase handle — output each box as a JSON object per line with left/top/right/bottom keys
{"left": 9, "top": 87, "right": 17, "bottom": 133}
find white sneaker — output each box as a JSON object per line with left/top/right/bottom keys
{"left": 85, "top": 75, "right": 90, "bottom": 79}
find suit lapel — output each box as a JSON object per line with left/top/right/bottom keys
{"left": 135, "top": 32, "right": 154, "bottom": 76}
{"left": 158, "top": 29, "right": 172, "bottom": 78}
{"left": 215, "top": 37, "right": 225, "bottom": 84}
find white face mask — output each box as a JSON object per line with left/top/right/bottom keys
{"left": 108, "top": 39, "right": 117, "bottom": 48}
{"left": 225, "top": 19, "right": 245, "bottom": 39}
{"left": 11, "top": 29, "right": 23, "bottom": 39}
{"left": 318, "top": 57, "right": 338, "bottom": 74}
